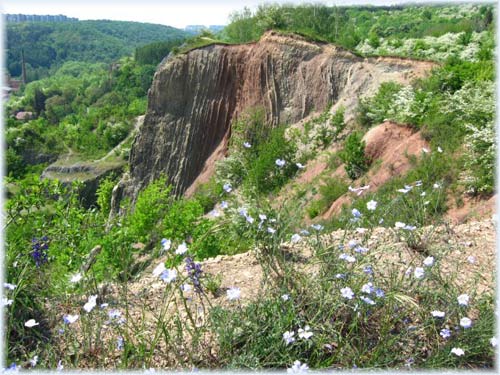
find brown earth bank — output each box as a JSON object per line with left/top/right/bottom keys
{"left": 322, "top": 121, "right": 430, "bottom": 219}
{"left": 111, "top": 31, "right": 437, "bottom": 214}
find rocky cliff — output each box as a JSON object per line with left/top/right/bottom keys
{"left": 111, "top": 31, "right": 436, "bottom": 213}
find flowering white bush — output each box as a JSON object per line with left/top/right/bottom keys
{"left": 445, "top": 81, "right": 495, "bottom": 193}
{"left": 356, "top": 31, "right": 489, "bottom": 62}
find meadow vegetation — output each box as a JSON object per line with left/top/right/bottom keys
{"left": 3, "top": 2, "right": 496, "bottom": 371}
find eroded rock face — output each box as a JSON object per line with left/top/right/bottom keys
{"left": 113, "top": 31, "right": 436, "bottom": 212}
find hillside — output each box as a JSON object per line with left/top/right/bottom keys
{"left": 113, "top": 31, "right": 436, "bottom": 207}
{"left": 3, "top": 3, "right": 496, "bottom": 371}
{"left": 6, "top": 20, "right": 188, "bottom": 80}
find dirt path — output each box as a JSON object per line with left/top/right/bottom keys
{"left": 93, "top": 115, "right": 144, "bottom": 163}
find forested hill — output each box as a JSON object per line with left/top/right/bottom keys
{"left": 6, "top": 20, "right": 189, "bottom": 80}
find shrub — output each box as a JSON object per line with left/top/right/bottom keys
{"left": 356, "top": 82, "right": 402, "bottom": 127}
{"left": 123, "top": 176, "right": 172, "bottom": 242}
{"left": 246, "top": 126, "right": 298, "bottom": 194}
{"left": 313, "top": 106, "right": 346, "bottom": 149}
{"left": 96, "top": 174, "right": 119, "bottom": 218}
{"left": 161, "top": 198, "right": 204, "bottom": 242}
{"left": 308, "top": 178, "right": 348, "bottom": 218}
{"left": 444, "top": 81, "right": 494, "bottom": 194}
{"left": 193, "top": 177, "right": 224, "bottom": 213}
{"left": 339, "top": 132, "right": 369, "bottom": 180}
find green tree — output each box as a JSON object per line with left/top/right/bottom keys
{"left": 339, "top": 132, "right": 369, "bottom": 180}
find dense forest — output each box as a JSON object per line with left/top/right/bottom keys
{"left": 221, "top": 3, "right": 493, "bottom": 49}
{"left": 6, "top": 20, "right": 188, "bottom": 80}
{"left": 4, "top": 3, "right": 497, "bottom": 371}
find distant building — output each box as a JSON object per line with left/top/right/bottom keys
{"left": 185, "top": 25, "right": 225, "bottom": 34}
{"left": 6, "top": 14, "right": 78, "bottom": 23}
{"left": 184, "top": 25, "right": 207, "bottom": 34}
{"left": 15, "top": 111, "right": 34, "bottom": 121}
{"left": 208, "top": 25, "right": 225, "bottom": 33}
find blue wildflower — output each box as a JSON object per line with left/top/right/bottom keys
{"left": 440, "top": 328, "right": 451, "bottom": 339}
{"left": 185, "top": 257, "right": 203, "bottom": 293}
{"left": 31, "top": 236, "right": 49, "bottom": 267}
{"left": 363, "top": 265, "right": 373, "bottom": 275}
{"left": 117, "top": 336, "right": 124, "bottom": 350}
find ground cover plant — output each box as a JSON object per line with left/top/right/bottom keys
{"left": 3, "top": 1, "right": 496, "bottom": 372}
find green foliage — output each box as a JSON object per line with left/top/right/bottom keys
{"left": 217, "top": 109, "right": 298, "bottom": 196}
{"left": 96, "top": 174, "right": 118, "bottom": 218}
{"left": 160, "top": 198, "right": 204, "bottom": 243}
{"left": 308, "top": 178, "right": 348, "bottom": 219}
{"left": 356, "top": 82, "right": 402, "bottom": 127}
{"left": 6, "top": 147, "right": 26, "bottom": 179}
{"left": 221, "top": 3, "right": 494, "bottom": 53}
{"left": 6, "top": 20, "right": 188, "bottom": 79}
{"left": 313, "top": 106, "right": 346, "bottom": 149}
{"left": 6, "top": 58, "right": 155, "bottom": 175}
{"left": 135, "top": 39, "right": 183, "bottom": 65}
{"left": 426, "top": 57, "right": 494, "bottom": 93}
{"left": 193, "top": 177, "right": 224, "bottom": 213}
{"left": 5, "top": 177, "right": 106, "bottom": 361}
{"left": 246, "top": 126, "right": 298, "bottom": 194}
{"left": 124, "top": 177, "right": 172, "bottom": 242}
{"left": 339, "top": 132, "right": 369, "bottom": 180}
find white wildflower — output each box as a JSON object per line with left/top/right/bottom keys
{"left": 298, "top": 325, "right": 313, "bottom": 339}
{"left": 423, "top": 256, "right": 434, "bottom": 267}
{"left": 25, "top": 319, "right": 39, "bottom": 328}
{"left": 175, "top": 242, "right": 188, "bottom": 255}
{"left": 341, "top": 287, "right": 354, "bottom": 300}
{"left": 360, "top": 296, "right": 375, "bottom": 305}
{"left": 431, "top": 310, "right": 445, "bottom": 318}
{"left": 83, "top": 295, "right": 98, "bottom": 313}
{"left": 152, "top": 262, "right": 166, "bottom": 277}
{"left": 395, "top": 221, "right": 406, "bottom": 229}
{"left": 287, "top": 360, "right": 309, "bottom": 373}
{"left": 160, "top": 269, "right": 177, "bottom": 284}
{"left": 275, "top": 159, "right": 286, "bottom": 167}
{"left": 227, "top": 287, "right": 241, "bottom": 300}
{"left": 3, "top": 283, "right": 16, "bottom": 290}
{"left": 161, "top": 238, "right": 172, "bottom": 251}
{"left": 457, "top": 294, "right": 469, "bottom": 306}
{"left": 460, "top": 317, "right": 472, "bottom": 328}
{"left": 283, "top": 331, "right": 295, "bottom": 345}
{"left": 414, "top": 267, "right": 425, "bottom": 279}
{"left": 367, "top": 200, "right": 377, "bottom": 211}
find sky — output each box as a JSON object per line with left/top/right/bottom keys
{"left": 1, "top": 0, "right": 493, "bottom": 29}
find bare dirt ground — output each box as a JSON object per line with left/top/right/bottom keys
{"left": 126, "top": 218, "right": 495, "bottom": 311}
{"left": 64, "top": 211, "right": 495, "bottom": 369}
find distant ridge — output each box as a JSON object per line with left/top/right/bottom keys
{"left": 6, "top": 14, "right": 78, "bottom": 22}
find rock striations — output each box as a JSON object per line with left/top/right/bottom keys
{"left": 111, "top": 31, "right": 436, "bottom": 214}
